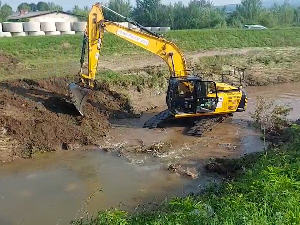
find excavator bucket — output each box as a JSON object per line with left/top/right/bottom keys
{"left": 68, "top": 83, "right": 92, "bottom": 116}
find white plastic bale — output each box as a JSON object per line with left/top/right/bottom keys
{"left": 117, "top": 22, "right": 129, "bottom": 28}
{"left": 27, "top": 31, "right": 45, "bottom": 36}
{"left": 128, "top": 23, "right": 137, "bottom": 29}
{"left": 55, "top": 22, "right": 71, "bottom": 32}
{"left": 2, "top": 22, "right": 23, "bottom": 32}
{"left": 40, "top": 22, "right": 56, "bottom": 32}
{"left": 75, "top": 31, "right": 84, "bottom": 35}
{"left": 23, "top": 22, "right": 41, "bottom": 32}
{"left": 150, "top": 27, "right": 160, "bottom": 32}
{"left": 72, "top": 22, "right": 87, "bottom": 32}
{"left": 45, "top": 31, "right": 61, "bottom": 36}
{"left": 0, "top": 32, "right": 12, "bottom": 37}
{"left": 159, "top": 27, "right": 171, "bottom": 32}
{"left": 0, "top": 23, "right": 2, "bottom": 32}
{"left": 11, "top": 32, "right": 27, "bottom": 37}
{"left": 61, "top": 31, "right": 76, "bottom": 35}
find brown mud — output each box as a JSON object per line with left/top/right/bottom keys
{"left": 0, "top": 77, "right": 141, "bottom": 163}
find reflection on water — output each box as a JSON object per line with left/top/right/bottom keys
{"left": 0, "top": 150, "right": 220, "bottom": 225}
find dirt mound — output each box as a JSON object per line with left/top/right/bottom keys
{"left": 0, "top": 51, "right": 19, "bottom": 73}
{"left": 0, "top": 77, "right": 134, "bottom": 162}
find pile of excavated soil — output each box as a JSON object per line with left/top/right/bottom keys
{"left": 0, "top": 77, "right": 134, "bottom": 163}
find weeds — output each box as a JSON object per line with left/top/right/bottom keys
{"left": 250, "top": 95, "right": 293, "bottom": 135}
{"left": 194, "top": 48, "right": 300, "bottom": 86}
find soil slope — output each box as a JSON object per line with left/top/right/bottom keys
{"left": 0, "top": 77, "right": 133, "bottom": 163}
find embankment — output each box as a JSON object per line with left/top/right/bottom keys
{"left": 0, "top": 77, "right": 142, "bottom": 163}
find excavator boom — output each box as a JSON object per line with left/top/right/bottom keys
{"left": 68, "top": 3, "right": 191, "bottom": 115}
{"left": 68, "top": 3, "right": 247, "bottom": 129}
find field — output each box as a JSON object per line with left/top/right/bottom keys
{"left": 1, "top": 28, "right": 300, "bottom": 224}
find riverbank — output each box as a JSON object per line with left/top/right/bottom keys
{"left": 1, "top": 46, "right": 300, "bottom": 163}
{"left": 71, "top": 123, "right": 300, "bottom": 225}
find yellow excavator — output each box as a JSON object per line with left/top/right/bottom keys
{"left": 68, "top": 3, "right": 247, "bottom": 135}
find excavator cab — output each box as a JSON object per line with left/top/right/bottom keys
{"left": 167, "top": 77, "right": 218, "bottom": 115}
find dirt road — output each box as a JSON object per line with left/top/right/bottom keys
{"left": 98, "top": 47, "right": 261, "bottom": 72}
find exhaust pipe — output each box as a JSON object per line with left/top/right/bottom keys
{"left": 68, "top": 82, "right": 92, "bottom": 116}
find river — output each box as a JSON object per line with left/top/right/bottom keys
{"left": 0, "top": 82, "right": 300, "bottom": 225}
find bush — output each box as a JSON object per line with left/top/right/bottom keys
{"left": 250, "top": 95, "right": 293, "bottom": 135}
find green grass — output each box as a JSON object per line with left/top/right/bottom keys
{"left": 1, "top": 28, "right": 300, "bottom": 61}
{"left": 71, "top": 124, "right": 300, "bottom": 225}
{"left": 96, "top": 68, "right": 168, "bottom": 90}
{"left": 1, "top": 28, "right": 300, "bottom": 86}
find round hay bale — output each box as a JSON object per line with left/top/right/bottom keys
{"left": 150, "top": 27, "right": 160, "bottom": 32}
{"left": 117, "top": 22, "right": 129, "bottom": 28}
{"left": 55, "top": 22, "right": 71, "bottom": 31}
{"left": 45, "top": 31, "right": 61, "bottom": 36}
{"left": 72, "top": 22, "right": 87, "bottom": 32}
{"left": 2, "top": 22, "right": 23, "bottom": 32}
{"left": 23, "top": 22, "right": 41, "bottom": 32}
{"left": 159, "top": 27, "right": 170, "bottom": 32}
{"left": 61, "top": 31, "right": 76, "bottom": 35}
{"left": 40, "top": 22, "right": 56, "bottom": 32}
{"left": 11, "top": 32, "right": 27, "bottom": 37}
{"left": 27, "top": 31, "right": 45, "bottom": 36}
{"left": 128, "top": 23, "right": 137, "bottom": 29}
{"left": 0, "top": 32, "right": 12, "bottom": 37}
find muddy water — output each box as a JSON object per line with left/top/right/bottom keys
{"left": 1, "top": 82, "right": 300, "bottom": 225}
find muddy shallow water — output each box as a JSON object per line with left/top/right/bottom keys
{"left": 1, "top": 82, "right": 300, "bottom": 225}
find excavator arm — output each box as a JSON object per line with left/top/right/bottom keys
{"left": 68, "top": 3, "right": 192, "bottom": 115}
{"left": 84, "top": 3, "right": 189, "bottom": 84}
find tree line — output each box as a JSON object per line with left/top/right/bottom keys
{"left": 1, "top": 0, "right": 299, "bottom": 29}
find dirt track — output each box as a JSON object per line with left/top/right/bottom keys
{"left": 0, "top": 77, "right": 138, "bottom": 163}
{"left": 99, "top": 48, "right": 259, "bottom": 72}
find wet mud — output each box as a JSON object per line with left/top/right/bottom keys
{"left": 0, "top": 77, "right": 139, "bottom": 163}
{"left": 1, "top": 78, "right": 300, "bottom": 225}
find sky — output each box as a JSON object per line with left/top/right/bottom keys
{"left": 7, "top": 0, "right": 242, "bottom": 11}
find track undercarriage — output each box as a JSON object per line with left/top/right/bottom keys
{"left": 143, "top": 110, "right": 230, "bottom": 136}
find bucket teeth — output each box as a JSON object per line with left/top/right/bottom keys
{"left": 68, "top": 83, "right": 92, "bottom": 116}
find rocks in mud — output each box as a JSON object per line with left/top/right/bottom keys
{"left": 131, "top": 141, "right": 172, "bottom": 157}
{"left": 168, "top": 163, "right": 199, "bottom": 179}
{"left": 61, "top": 142, "right": 81, "bottom": 151}
{"left": 143, "top": 141, "right": 172, "bottom": 156}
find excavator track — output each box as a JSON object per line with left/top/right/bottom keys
{"left": 143, "top": 109, "right": 173, "bottom": 128}
{"left": 186, "top": 115, "right": 228, "bottom": 137}
{"left": 143, "top": 109, "right": 229, "bottom": 137}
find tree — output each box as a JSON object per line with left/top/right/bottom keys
{"left": 102, "top": 0, "right": 132, "bottom": 21}
{"left": 17, "top": 2, "right": 31, "bottom": 11}
{"left": 36, "top": 1, "right": 49, "bottom": 11}
{"left": 47, "top": 2, "right": 63, "bottom": 11}
{"left": 0, "top": 1, "right": 13, "bottom": 22}
{"left": 295, "top": 7, "right": 300, "bottom": 25}
{"left": 277, "top": 0, "right": 295, "bottom": 26}
{"left": 236, "top": 0, "right": 263, "bottom": 24}
{"left": 133, "top": 0, "right": 162, "bottom": 26}
{"left": 72, "top": 5, "right": 89, "bottom": 17}
{"left": 29, "top": 3, "right": 37, "bottom": 11}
